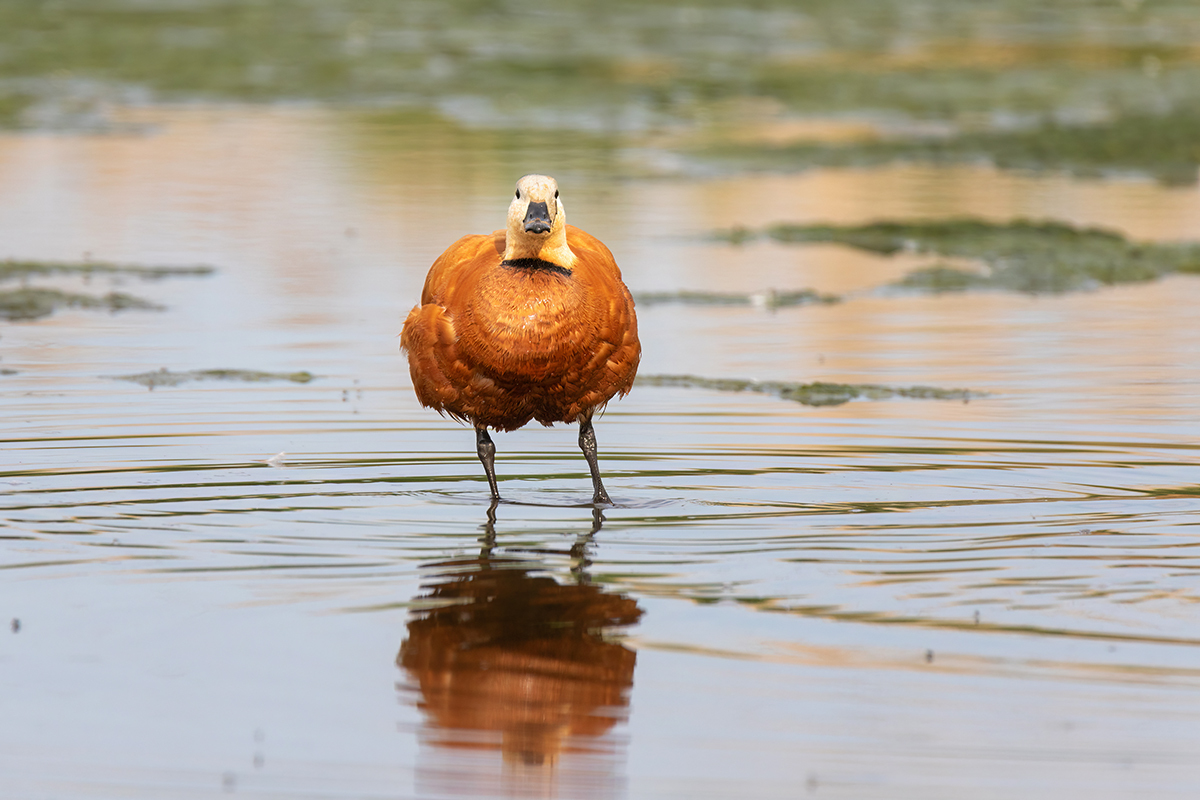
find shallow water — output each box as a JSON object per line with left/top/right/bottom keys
{"left": 3, "top": 107, "right": 1200, "bottom": 799}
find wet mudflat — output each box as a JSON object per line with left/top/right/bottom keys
{"left": 3, "top": 3, "right": 1200, "bottom": 798}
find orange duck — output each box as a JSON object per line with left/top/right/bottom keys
{"left": 400, "top": 175, "right": 640, "bottom": 503}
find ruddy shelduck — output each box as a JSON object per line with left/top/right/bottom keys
{"left": 400, "top": 175, "right": 640, "bottom": 503}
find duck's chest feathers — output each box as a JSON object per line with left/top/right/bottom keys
{"left": 473, "top": 263, "right": 581, "bottom": 330}
{"left": 463, "top": 261, "right": 596, "bottom": 373}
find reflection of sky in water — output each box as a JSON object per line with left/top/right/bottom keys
{"left": 2, "top": 107, "right": 1200, "bottom": 797}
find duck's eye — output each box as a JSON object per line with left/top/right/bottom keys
{"left": 555, "top": 190, "right": 559, "bottom": 199}
{"left": 515, "top": 190, "right": 520, "bottom": 199}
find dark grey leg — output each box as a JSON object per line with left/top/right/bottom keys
{"left": 475, "top": 426, "right": 500, "bottom": 500}
{"left": 578, "top": 416, "right": 612, "bottom": 505}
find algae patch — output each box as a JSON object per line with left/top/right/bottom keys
{"left": 0, "top": 288, "right": 163, "bottom": 321}
{"left": 113, "top": 368, "right": 316, "bottom": 389}
{"left": 0, "top": 259, "right": 215, "bottom": 321}
{"left": 634, "top": 288, "right": 840, "bottom": 309}
{"left": 637, "top": 374, "right": 983, "bottom": 407}
{"left": 0, "top": 260, "right": 214, "bottom": 282}
{"left": 888, "top": 265, "right": 990, "bottom": 292}
{"left": 715, "top": 218, "right": 1200, "bottom": 294}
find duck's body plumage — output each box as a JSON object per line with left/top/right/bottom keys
{"left": 403, "top": 225, "right": 639, "bottom": 431}
{"left": 400, "top": 175, "right": 640, "bottom": 503}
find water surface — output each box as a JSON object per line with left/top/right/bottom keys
{"left": 2, "top": 105, "right": 1199, "bottom": 799}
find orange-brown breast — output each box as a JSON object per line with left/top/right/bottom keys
{"left": 400, "top": 225, "right": 640, "bottom": 431}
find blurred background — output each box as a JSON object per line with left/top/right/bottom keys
{"left": 4, "top": 0, "right": 1200, "bottom": 178}
{"left": 2, "top": 2, "right": 1200, "bottom": 799}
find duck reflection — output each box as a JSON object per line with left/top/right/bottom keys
{"left": 398, "top": 503, "right": 643, "bottom": 788}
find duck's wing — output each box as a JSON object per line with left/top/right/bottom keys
{"left": 419, "top": 234, "right": 497, "bottom": 306}
{"left": 403, "top": 234, "right": 499, "bottom": 418}
{"left": 564, "top": 225, "right": 641, "bottom": 402}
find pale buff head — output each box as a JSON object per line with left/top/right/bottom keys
{"left": 503, "top": 174, "right": 574, "bottom": 265}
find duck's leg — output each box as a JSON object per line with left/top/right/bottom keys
{"left": 578, "top": 415, "right": 612, "bottom": 505}
{"left": 475, "top": 426, "right": 500, "bottom": 500}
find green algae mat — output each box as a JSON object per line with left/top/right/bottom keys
{"left": 714, "top": 218, "right": 1200, "bottom": 294}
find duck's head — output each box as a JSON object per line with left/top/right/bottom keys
{"left": 504, "top": 174, "right": 573, "bottom": 264}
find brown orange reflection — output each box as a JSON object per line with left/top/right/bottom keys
{"left": 398, "top": 505, "right": 642, "bottom": 774}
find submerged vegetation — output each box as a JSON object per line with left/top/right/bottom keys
{"left": 715, "top": 219, "right": 1200, "bottom": 294}
{"left": 637, "top": 374, "right": 983, "bottom": 407}
{"left": 0, "top": 259, "right": 214, "bottom": 322}
{"left": 0, "top": 260, "right": 214, "bottom": 282}
{"left": 633, "top": 288, "right": 839, "bottom": 309}
{"left": 0, "top": 288, "right": 161, "bottom": 321}
{"left": 113, "top": 369, "right": 316, "bottom": 389}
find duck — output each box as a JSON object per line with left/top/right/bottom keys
{"left": 400, "top": 174, "right": 640, "bottom": 504}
